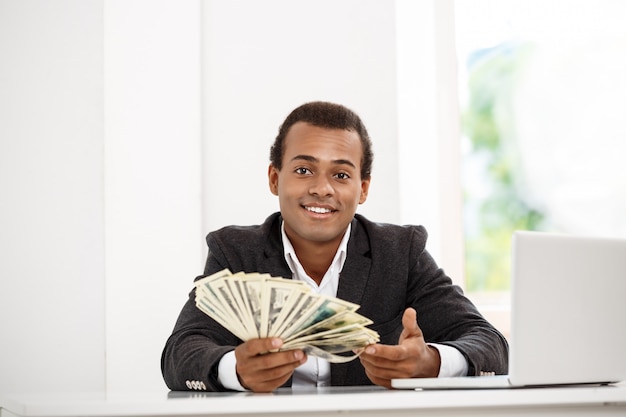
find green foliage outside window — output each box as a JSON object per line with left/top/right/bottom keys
{"left": 462, "top": 42, "right": 545, "bottom": 292}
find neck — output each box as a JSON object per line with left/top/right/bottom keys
{"left": 291, "top": 239, "right": 340, "bottom": 285}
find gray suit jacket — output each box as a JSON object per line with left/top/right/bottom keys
{"left": 161, "top": 213, "right": 508, "bottom": 391}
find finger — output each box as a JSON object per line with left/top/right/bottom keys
{"left": 360, "top": 345, "right": 434, "bottom": 383}
{"left": 361, "top": 343, "right": 409, "bottom": 362}
{"left": 399, "top": 307, "right": 423, "bottom": 343}
{"left": 238, "top": 337, "right": 283, "bottom": 358}
{"left": 236, "top": 340, "right": 305, "bottom": 374}
{"left": 360, "top": 350, "right": 413, "bottom": 388}
{"left": 235, "top": 341, "right": 307, "bottom": 392}
{"left": 402, "top": 307, "right": 418, "bottom": 330}
{"left": 238, "top": 350, "right": 306, "bottom": 389}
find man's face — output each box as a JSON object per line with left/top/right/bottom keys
{"left": 268, "top": 122, "right": 370, "bottom": 248}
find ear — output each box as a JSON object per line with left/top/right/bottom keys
{"left": 359, "top": 178, "right": 371, "bottom": 204}
{"left": 268, "top": 164, "right": 279, "bottom": 196}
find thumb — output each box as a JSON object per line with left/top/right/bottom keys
{"left": 399, "top": 307, "right": 422, "bottom": 343}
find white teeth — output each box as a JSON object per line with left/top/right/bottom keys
{"left": 306, "top": 206, "right": 332, "bottom": 214}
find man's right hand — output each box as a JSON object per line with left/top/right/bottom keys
{"left": 234, "top": 337, "right": 307, "bottom": 392}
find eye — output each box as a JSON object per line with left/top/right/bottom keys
{"left": 295, "top": 167, "right": 312, "bottom": 175}
{"left": 334, "top": 172, "right": 350, "bottom": 180}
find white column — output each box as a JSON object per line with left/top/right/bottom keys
{"left": 104, "top": 0, "right": 204, "bottom": 392}
{"left": 396, "top": 0, "right": 464, "bottom": 285}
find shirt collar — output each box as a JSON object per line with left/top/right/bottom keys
{"left": 280, "top": 220, "right": 351, "bottom": 290}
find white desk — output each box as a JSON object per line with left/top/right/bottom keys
{"left": 2, "top": 384, "right": 626, "bottom": 417}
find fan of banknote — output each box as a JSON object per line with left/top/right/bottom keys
{"left": 194, "top": 269, "right": 380, "bottom": 363}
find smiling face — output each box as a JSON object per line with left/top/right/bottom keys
{"left": 268, "top": 122, "right": 370, "bottom": 250}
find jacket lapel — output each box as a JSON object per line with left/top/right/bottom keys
{"left": 259, "top": 213, "right": 293, "bottom": 278}
{"left": 336, "top": 217, "right": 372, "bottom": 305}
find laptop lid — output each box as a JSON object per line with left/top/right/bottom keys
{"left": 392, "top": 230, "right": 626, "bottom": 390}
{"left": 509, "top": 230, "right": 626, "bottom": 387}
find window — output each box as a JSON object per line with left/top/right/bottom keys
{"left": 455, "top": 0, "right": 626, "bottom": 336}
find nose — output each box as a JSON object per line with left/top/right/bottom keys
{"left": 308, "top": 175, "right": 334, "bottom": 197}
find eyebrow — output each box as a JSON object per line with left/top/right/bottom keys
{"left": 290, "top": 154, "right": 357, "bottom": 169}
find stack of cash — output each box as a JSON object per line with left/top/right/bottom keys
{"left": 194, "top": 269, "right": 380, "bottom": 363}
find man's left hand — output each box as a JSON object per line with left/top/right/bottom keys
{"left": 357, "top": 307, "right": 441, "bottom": 388}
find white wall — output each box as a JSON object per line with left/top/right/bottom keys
{"left": 0, "top": 0, "right": 458, "bottom": 394}
{"left": 201, "top": 0, "right": 400, "bottom": 233}
{"left": 0, "top": 0, "right": 106, "bottom": 394}
{"left": 200, "top": 0, "right": 462, "bottom": 272}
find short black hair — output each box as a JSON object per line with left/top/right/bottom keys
{"left": 269, "top": 101, "right": 373, "bottom": 180}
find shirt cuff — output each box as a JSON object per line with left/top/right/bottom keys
{"left": 428, "top": 343, "right": 469, "bottom": 377}
{"left": 217, "top": 350, "right": 248, "bottom": 391}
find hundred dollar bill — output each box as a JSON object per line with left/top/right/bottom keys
{"left": 224, "top": 272, "right": 259, "bottom": 339}
{"left": 267, "top": 289, "right": 308, "bottom": 337}
{"left": 283, "top": 309, "right": 373, "bottom": 343}
{"left": 208, "top": 276, "right": 254, "bottom": 340}
{"left": 282, "top": 323, "right": 366, "bottom": 348}
{"left": 195, "top": 297, "right": 247, "bottom": 340}
{"left": 194, "top": 269, "right": 234, "bottom": 326}
{"left": 260, "top": 278, "right": 308, "bottom": 338}
{"left": 280, "top": 295, "right": 359, "bottom": 340}
{"left": 285, "top": 327, "right": 379, "bottom": 355}
{"left": 238, "top": 273, "right": 268, "bottom": 338}
{"left": 270, "top": 291, "right": 319, "bottom": 337}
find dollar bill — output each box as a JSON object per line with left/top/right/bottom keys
{"left": 280, "top": 295, "right": 359, "bottom": 339}
{"left": 283, "top": 309, "right": 373, "bottom": 343}
{"left": 261, "top": 278, "right": 309, "bottom": 338}
{"left": 208, "top": 276, "right": 254, "bottom": 340}
{"left": 238, "top": 273, "right": 267, "bottom": 338}
{"left": 270, "top": 291, "right": 319, "bottom": 337}
{"left": 194, "top": 269, "right": 379, "bottom": 363}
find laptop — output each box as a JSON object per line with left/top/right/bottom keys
{"left": 392, "top": 230, "right": 626, "bottom": 390}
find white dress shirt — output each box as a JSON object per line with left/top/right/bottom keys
{"left": 217, "top": 222, "right": 468, "bottom": 390}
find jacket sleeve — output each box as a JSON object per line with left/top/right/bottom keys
{"left": 160, "top": 232, "right": 242, "bottom": 392}
{"left": 405, "top": 228, "right": 509, "bottom": 376}
{"left": 160, "top": 285, "right": 242, "bottom": 391}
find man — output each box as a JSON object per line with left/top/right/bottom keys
{"left": 161, "top": 101, "right": 508, "bottom": 392}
